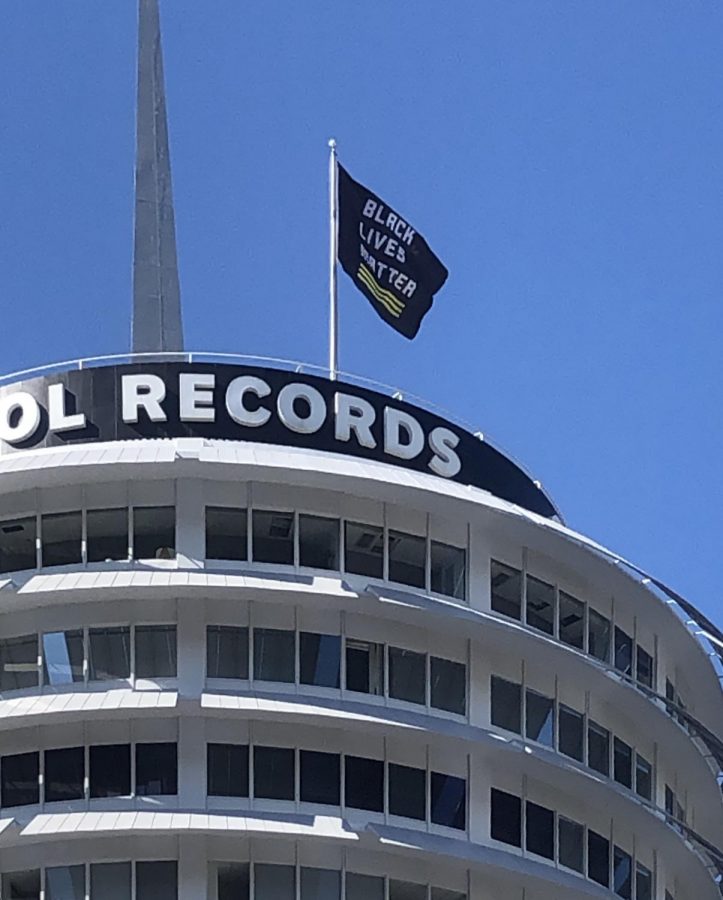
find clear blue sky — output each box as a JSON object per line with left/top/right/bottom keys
{"left": 2, "top": 1, "right": 723, "bottom": 625}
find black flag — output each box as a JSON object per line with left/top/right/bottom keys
{"left": 337, "top": 165, "right": 448, "bottom": 339}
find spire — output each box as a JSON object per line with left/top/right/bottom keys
{"left": 131, "top": 0, "right": 184, "bottom": 353}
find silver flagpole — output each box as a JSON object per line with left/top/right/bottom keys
{"left": 328, "top": 138, "right": 339, "bottom": 380}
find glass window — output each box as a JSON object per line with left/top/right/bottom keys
{"left": 136, "top": 862, "right": 177, "bottom": 900}
{"left": 430, "top": 657, "right": 466, "bottom": 715}
{"left": 388, "top": 763, "right": 425, "bottom": 820}
{"left": 135, "top": 625, "right": 177, "bottom": 678}
{"left": 253, "top": 628, "right": 295, "bottom": 683}
{"left": 345, "top": 755, "right": 383, "bottom": 812}
{"left": 665, "top": 784, "right": 675, "bottom": 816}
{"left": 44, "top": 746, "right": 84, "bottom": 802}
{"left": 490, "top": 788, "right": 521, "bottom": 846}
{"left": 205, "top": 506, "right": 247, "bottom": 561}
{"left": 526, "top": 800, "right": 554, "bottom": 859}
{"left": 90, "top": 862, "right": 132, "bottom": 900}
{"left": 388, "top": 530, "right": 426, "bottom": 589}
{"left": 635, "top": 753, "right": 652, "bottom": 801}
{"left": 2, "top": 870, "right": 40, "bottom": 900}
{"left": 133, "top": 506, "right": 175, "bottom": 559}
{"left": 588, "top": 720, "right": 610, "bottom": 776}
{"left": 431, "top": 771, "right": 466, "bottom": 830}
{"left": 254, "top": 746, "right": 295, "bottom": 800}
{"left": 346, "top": 873, "right": 384, "bottom": 900}
{"left": 300, "top": 750, "right": 340, "bottom": 805}
{"left": 217, "top": 864, "right": 249, "bottom": 900}
{"left": 207, "top": 625, "right": 249, "bottom": 680}
{"left": 0, "top": 516, "right": 36, "bottom": 573}
{"left": 614, "top": 626, "right": 633, "bottom": 676}
{"left": 89, "top": 626, "right": 130, "bottom": 681}
{"left": 136, "top": 742, "right": 177, "bottom": 795}
{"left": 431, "top": 541, "right": 466, "bottom": 599}
{"left": 613, "top": 737, "right": 633, "bottom": 789}
{"left": 614, "top": 846, "right": 632, "bottom": 899}
{"left": 490, "top": 676, "right": 522, "bottom": 734}
{"left": 255, "top": 865, "right": 294, "bottom": 900}
{"left": 1, "top": 751, "right": 39, "bottom": 807}
{"left": 388, "top": 646, "right": 426, "bottom": 705}
{"left": 588, "top": 609, "right": 611, "bottom": 662}
{"left": 300, "top": 867, "right": 340, "bottom": 900}
{"left": 300, "top": 632, "right": 341, "bottom": 688}
{"left": 252, "top": 510, "right": 294, "bottom": 564}
{"left": 490, "top": 560, "right": 522, "bottom": 619}
{"left": 344, "top": 521, "right": 383, "bottom": 579}
{"left": 588, "top": 829, "right": 610, "bottom": 887}
{"left": 345, "top": 639, "right": 384, "bottom": 695}
{"left": 558, "top": 816, "right": 584, "bottom": 872}
{"left": 558, "top": 704, "right": 584, "bottom": 761}
{"left": 89, "top": 744, "right": 131, "bottom": 798}
{"left": 525, "top": 689, "right": 554, "bottom": 747}
{"left": 41, "top": 511, "right": 82, "bottom": 566}
{"left": 42, "top": 630, "right": 83, "bottom": 685}
{"left": 636, "top": 864, "right": 653, "bottom": 900}
{"left": 0, "top": 634, "right": 38, "bottom": 691}
{"left": 87, "top": 507, "right": 128, "bottom": 563}
{"left": 389, "top": 882, "right": 426, "bottom": 900}
{"left": 46, "top": 865, "right": 85, "bottom": 900}
{"left": 636, "top": 645, "right": 654, "bottom": 690}
{"left": 432, "top": 891, "right": 467, "bottom": 900}
{"left": 559, "top": 591, "right": 584, "bottom": 649}
{"left": 207, "top": 743, "right": 249, "bottom": 797}
{"left": 299, "top": 515, "right": 339, "bottom": 570}
{"left": 526, "top": 575, "right": 555, "bottom": 635}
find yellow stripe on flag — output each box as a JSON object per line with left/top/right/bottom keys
{"left": 358, "top": 264, "right": 405, "bottom": 311}
{"left": 357, "top": 266, "right": 405, "bottom": 318}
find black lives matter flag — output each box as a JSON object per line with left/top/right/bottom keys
{"left": 337, "top": 165, "right": 448, "bottom": 339}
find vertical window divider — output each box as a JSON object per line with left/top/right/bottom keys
{"left": 382, "top": 503, "right": 389, "bottom": 582}
{"left": 553, "top": 584, "right": 560, "bottom": 640}
{"left": 294, "top": 852, "right": 301, "bottom": 900}
{"left": 383, "top": 737, "right": 389, "bottom": 825}
{"left": 81, "top": 498, "right": 88, "bottom": 567}
{"left": 35, "top": 510, "right": 42, "bottom": 570}
{"left": 248, "top": 601, "right": 255, "bottom": 684}
{"left": 610, "top": 595, "right": 616, "bottom": 666}
{"left": 340, "top": 613, "right": 347, "bottom": 698}
{"left": 521, "top": 659, "right": 527, "bottom": 742}
{"left": 83, "top": 627, "right": 89, "bottom": 684}
{"left": 130, "top": 624, "right": 136, "bottom": 687}
{"left": 584, "top": 691, "right": 590, "bottom": 768}
{"left": 249, "top": 723, "right": 255, "bottom": 805}
{"left": 340, "top": 751, "right": 346, "bottom": 813}
{"left": 466, "top": 638, "right": 472, "bottom": 725}
{"left": 245, "top": 495, "right": 253, "bottom": 562}
{"left": 128, "top": 505, "right": 135, "bottom": 561}
{"left": 521, "top": 547, "right": 528, "bottom": 627}
{"left": 38, "top": 741, "right": 45, "bottom": 808}
{"left": 608, "top": 817, "right": 614, "bottom": 889}
{"left": 84, "top": 742, "right": 90, "bottom": 805}
{"left": 294, "top": 747, "right": 300, "bottom": 811}
{"left": 425, "top": 513, "right": 432, "bottom": 594}
{"left": 466, "top": 751, "right": 472, "bottom": 837}
{"left": 293, "top": 510, "right": 300, "bottom": 569}
{"left": 583, "top": 599, "right": 590, "bottom": 655}
{"left": 632, "top": 613, "right": 638, "bottom": 683}
{"left": 85, "top": 860, "right": 90, "bottom": 900}
{"left": 425, "top": 652, "right": 431, "bottom": 712}
{"left": 554, "top": 674, "right": 560, "bottom": 751}
{"left": 653, "top": 740, "right": 658, "bottom": 804}
{"left": 294, "top": 609, "right": 300, "bottom": 686}
{"left": 425, "top": 744, "right": 431, "bottom": 832}
{"left": 36, "top": 632, "right": 42, "bottom": 689}
{"left": 131, "top": 859, "right": 137, "bottom": 900}
{"left": 339, "top": 515, "right": 346, "bottom": 573}
{"left": 383, "top": 644, "right": 390, "bottom": 703}
{"left": 521, "top": 773, "right": 528, "bottom": 854}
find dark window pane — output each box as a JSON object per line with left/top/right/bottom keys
{"left": 0, "top": 634, "right": 38, "bottom": 691}
{"left": 636, "top": 864, "right": 653, "bottom": 900}
{"left": 389, "top": 647, "right": 426, "bottom": 705}
{"left": 431, "top": 541, "right": 466, "bottom": 599}
{"left": 253, "top": 628, "right": 295, "bottom": 682}
{"left": 45, "top": 746, "right": 84, "bottom": 802}
{"left": 526, "top": 690, "right": 554, "bottom": 746}
{"left": 300, "top": 868, "right": 340, "bottom": 900}
{"left": 133, "top": 506, "right": 175, "bottom": 559}
{"left": 490, "top": 676, "right": 521, "bottom": 734}
{"left": 614, "top": 626, "right": 633, "bottom": 676}
{"left": 431, "top": 771, "right": 466, "bottom": 830}
{"left": 558, "top": 705, "right": 584, "bottom": 761}
{"left": 254, "top": 746, "right": 295, "bottom": 800}
{"left": 136, "top": 862, "right": 177, "bottom": 900}
{"left": 588, "top": 610, "right": 611, "bottom": 662}
{"left": 430, "top": 657, "right": 466, "bottom": 715}
{"left": 588, "top": 721, "right": 610, "bottom": 776}
{"left": 217, "top": 864, "right": 249, "bottom": 900}
{"left": 0, "top": 517, "right": 36, "bottom": 573}
{"left": 89, "top": 744, "right": 131, "bottom": 797}
{"left": 559, "top": 591, "right": 584, "bottom": 649}
{"left": 388, "top": 530, "right": 426, "bottom": 589}
{"left": 389, "top": 882, "right": 426, "bottom": 900}
{"left": 207, "top": 743, "right": 249, "bottom": 797}
{"left": 635, "top": 753, "right": 652, "bottom": 801}
{"left": 636, "top": 645, "right": 655, "bottom": 690}
{"left": 490, "top": 788, "right": 521, "bottom": 846}
{"left": 344, "top": 521, "right": 383, "bottom": 578}
{"left": 665, "top": 784, "right": 675, "bottom": 816}
{"left": 613, "top": 737, "right": 633, "bottom": 789}
{"left": 614, "top": 846, "right": 632, "bottom": 899}
{"left": 41, "top": 511, "right": 82, "bottom": 566}
{"left": 558, "top": 816, "right": 584, "bottom": 872}
{"left": 490, "top": 560, "right": 521, "bottom": 620}
{"left": 526, "top": 800, "right": 554, "bottom": 859}
{"left": 135, "top": 625, "right": 177, "bottom": 678}
{"left": 1, "top": 871, "right": 40, "bottom": 900}
{"left": 300, "top": 633, "right": 340, "bottom": 688}
{"left": 588, "top": 830, "right": 610, "bottom": 887}
{"left": 136, "top": 743, "right": 177, "bottom": 795}
{"left": 42, "top": 630, "right": 83, "bottom": 686}
{"left": 90, "top": 862, "right": 132, "bottom": 900}
{"left": 252, "top": 510, "right": 294, "bottom": 564}
{"left": 526, "top": 575, "right": 555, "bottom": 635}
{"left": 206, "top": 625, "right": 249, "bottom": 679}
{"left": 89, "top": 627, "right": 130, "bottom": 681}
{"left": 300, "top": 750, "right": 340, "bottom": 805}
{"left": 255, "top": 865, "right": 294, "bottom": 900}
{"left": 299, "top": 515, "right": 339, "bottom": 570}
{"left": 346, "top": 873, "right": 384, "bottom": 900}
{"left": 87, "top": 508, "right": 128, "bottom": 563}
{"left": 1, "top": 751, "right": 39, "bottom": 807}
{"left": 388, "top": 763, "right": 425, "bottom": 820}
{"left": 345, "top": 639, "right": 384, "bottom": 695}
{"left": 206, "top": 507, "right": 247, "bottom": 561}
{"left": 432, "top": 891, "right": 467, "bottom": 900}
{"left": 345, "top": 755, "right": 383, "bottom": 812}
{"left": 46, "top": 865, "right": 84, "bottom": 900}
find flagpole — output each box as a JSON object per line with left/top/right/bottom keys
{"left": 328, "top": 138, "right": 339, "bottom": 380}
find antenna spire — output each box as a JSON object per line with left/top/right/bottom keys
{"left": 131, "top": 0, "right": 184, "bottom": 353}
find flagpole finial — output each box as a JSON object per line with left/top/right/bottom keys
{"left": 328, "top": 138, "right": 337, "bottom": 150}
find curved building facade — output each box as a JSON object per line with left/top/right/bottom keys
{"left": 0, "top": 357, "right": 720, "bottom": 900}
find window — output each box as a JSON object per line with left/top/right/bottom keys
{"left": 613, "top": 846, "right": 632, "bottom": 899}
{"left": 388, "top": 763, "right": 425, "bottom": 820}
{"left": 135, "top": 625, "right": 177, "bottom": 678}
{"left": 390, "top": 882, "right": 426, "bottom": 900}
{"left": 559, "top": 591, "right": 585, "bottom": 649}
{"left": 388, "top": 530, "right": 426, "bottom": 588}
{"left": 588, "top": 720, "right": 610, "bottom": 776}
{"left": 89, "top": 626, "right": 130, "bottom": 680}
{"left": 344, "top": 522, "right": 384, "bottom": 578}
{"left": 526, "top": 575, "right": 555, "bottom": 635}
{"left": 299, "top": 514, "right": 339, "bottom": 569}
{"left": 431, "top": 771, "right": 466, "bottom": 830}
{"left": 432, "top": 892, "right": 467, "bottom": 900}
{"left": 431, "top": 541, "right": 465, "bottom": 599}
{"left": 635, "top": 753, "right": 652, "bottom": 801}
{"left": 217, "top": 864, "right": 250, "bottom": 900}
{"left": 490, "top": 788, "right": 521, "bottom": 846}
{"left": 614, "top": 626, "right": 633, "bottom": 676}
{"left": 133, "top": 506, "right": 175, "bottom": 559}
{"left": 136, "top": 862, "right": 177, "bottom": 900}
{"left": 613, "top": 737, "right": 633, "bottom": 789}
{"left": 558, "top": 705, "right": 584, "bottom": 761}
{"left": 388, "top": 647, "right": 426, "bottom": 705}
{"left": 0, "top": 516, "right": 36, "bottom": 573}
{"left": 588, "top": 609, "right": 611, "bottom": 662}
{"left": 636, "top": 864, "right": 653, "bottom": 900}
{"left": 525, "top": 689, "right": 554, "bottom": 747}
{"left": 300, "top": 632, "right": 341, "bottom": 688}
{"left": 205, "top": 507, "right": 247, "bottom": 561}
{"left": 300, "top": 750, "right": 340, "bottom": 805}
{"left": 430, "top": 657, "right": 466, "bottom": 715}
{"left": 345, "top": 755, "right": 383, "bottom": 812}
{"left": 0, "top": 634, "right": 38, "bottom": 691}
{"left": 490, "top": 676, "right": 521, "bottom": 734}
{"left": 42, "top": 630, "right": 83, "bottom": 685}
{"left": 1, "top": 751, "right": 39, "bottom": 807}
{"left": 207, "top": 743, "right": 249, "bottom": 797}
{"left": 253, "top": 628, "right": 295, "bottom": 682}
{"left": 254, "top": 746, "right": 295, "bottom": 800}
{"left": 2, "top": 870, "right": 40, "bottom": 900}
{"left": 252, "top": 510, "right": 294, "bottom": 564}
{"left": 44, "top": 746, "right": 83, "bottom": 801}
{"left": 87, "top": 508, "right": 128, "bottom": 563}
{"left": 89, "top": 744, "right": 131, "bottom": 797}
{"left": 558, "top": 816, "right": 584, "bottom": 872}
{"left": 254, "top": 865, "right": 294, "bottom": 900}
{"left": 90, "top": 862, "right": 132, "bottom": 900}
{"left": 345, "top": 639, "right": 384, "bottom": 695}
{"left": 300, "top": 868, "right": 340, "bottom": 900}
{"left": 490, "top": 560, "right": 521, "bottom": 619}
{"left": 636, "top": 645, "right": 655, "bottom": 689}
{"left": 41, "top": 511, "right": 82, "bottom": 566}
{"left": 46, "top": 865, "right": 84, "bottom": 900}
{"left": 588, "top": 829, "right": 610, "bottom": 887}
{"left": 207, "top": 626, "right": 249, "bottom": 680}
{"left": 136, "top": 743, "right": 177, "bottom": 795}
{"left": 526, "top": 800, "right": 554, "bottom": 859}
{"left": 347, "top": 874, "right": 384, "bottom": 900}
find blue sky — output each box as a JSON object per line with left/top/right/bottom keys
{"left": 2, "top": 1, "right": 723, "bottom": 624}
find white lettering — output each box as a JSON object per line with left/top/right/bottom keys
{"left": 277, "top": 383, "right": 327, "bottom": 434}
{"left": 362, "top": 198, "right": 377, "bottom": 218}
{"left": 180, "top": 373, "right": 216, "bottom": 422}
{"left": 0, "top": 392, "right": 41, "bottom": 444}
{"left": 428, "top": 426, "right": 462, "bottom": 478}
{"left": 48, "top": 383, "right": 86, "bottom": 433}
{"left": 384, "top": 407, "right": 425, "bottom": 460}
{"left": 121, "top": 374, "right": 167, "bottom": 424}
{"left": 225, "top": 376, "right": 271, "bottom": 427}
{"left": 402, "top": 279, "right": 417, "bottom": 298}
{"left": 334, "top": 393, "right": 376, "bottom": 449}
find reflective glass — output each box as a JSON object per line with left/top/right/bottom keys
{"left": 558, "top": 705, "right": 584, "bottom": 761}
{"left": 254, "top": 746, "right": 295, "bottom": 800}
{"left": 133, "top": 506, "right": 175, "bottom": 559}
{"left": 588, "top": 721, "right": 610, "bottom": 776}
{"left": 490, "top": 676, "right": 521, "bottom": 734}
{"left": 42, "top": 630, "right": 83, "bottom": 686}
{"left": 526, "top": 575, "right": 555, "bottom": 635}
{"left": 255, "top": 865, "right": 294, "bottom": 900}
{"left": 430, "top": 771, "right": 466, "bottom": 830}
{"left": 2, "top": 870, "right": 40, "bottom": 899}
{"left": 135, "top": 625, "right": 177, "bottom": 678}
{"left": 558, "top": 816, "right": 584, "bottom": 872}
{"left": 388, "top": 646, "right": 426, "bottom": 705}
{"left": 300, "top": 750, "right": 340, "bottom": 805}
{"left": 252, "top": 510, "right": 294, "bottom": 564}
{"left": 206, "top": 506, "right": 247, "bottom": 561}
{"left": 253, "top": 628, "right": 295, "bottom": 682}
{"left": 0, "top": 516, "right": 36, "bottom": 573}
{"left": 490, "top": 788, "right": 521, "bottom": 846}
{"left": 87, "top": 507, "right": 128, "bottom": 562}
{"left": 1, "top": 751, "right": 39, "bottom": 807}
{"left": 388, "top": 530, "right": 426, "bottom": 588}
{"left": 345, "top": 755, "right": 383, "bottom": 812}
{"left": 388, "top": 763, "right": 425, "bottom": 820}
{"left": 300, "top": 632, "right": 341, "bottom": 688}
{"left": 89, "top": 744, "right": 131, "bottom": 797}
{"left": 346, "top": 873, "right": 384, "bottom": 900}
{"left": 41, "top": 511, "right": 82, "bottom": 567}
{"left": 136, "top": 861, "right": 177, "bottom": 900}
{"left": 90, "top": 862, "right": 131, "bottom": 900}
{"left": 299, "top": 515, "right": 339, "bottom": 570}
{"left": 207, "top": 625, "right": 249, "bottom": 680}
{"left": 526, "top": 689, "right": 554, "bottom": 746}
{"left": 89, "top": 627, "right": 130, "bottom": 681}
{"left": 345, "top": 639, "right": 384, "bottom": 695}
{"left": 430, "top": 657, "right": 466, "bottom": 715}
{"left": 389, "top": 882, "right": 427, "bottom": 900}
{"left": 588, "top": 829, "right": 610, "bottom": 887}
{"left": 45, "top": 746, "right": 84, "bottom": 802}
{"left": 344, "top": 521, "right": 383, "bottom": 578}
{"left": 0, "top": 634, "right": 38, "bottom": 691}
{"left": 614, "top": 626, "right": 633, "bottom": 676}
{"left": 636, "top": 645, "right": 655, "bottom": 689}
{"left": 635, "top": 753, "right": 652, "bottom": 800}
{"left": 526, "top": 800, "right": 554, "bottom": 859}
{"left": 614, "top": 846, "right": 632, "bottom": 899}
{"left": 613, "top": 737, "right": 633, "bottom": 789}
{"left": 588, "top": 609, "right": 611, "bottom": 662}
{"left": 136, "top": 742, "right": 177, "bottom": 795}
{"left": 300, "top": 867, "right": 340, "bottom": 900}
{"left": 46, "top": 865, "right": 84, "bottom": 900}
{"left": 431, "top": 540, "right": 466, "bottom": 599}
{"left": 559, "top": 590, "right": 585, "bottom": 649}
{"left": 217, "top": 864, "right": 250, "bottom": 900}
{"left": 207, "top": 743, "right": 249, "bottom": 797}
{"left": 636, "top": 864, "right": 653, "bottom": 900}
{"left": 490, "top": 560, "right": 521, "bottom": 619}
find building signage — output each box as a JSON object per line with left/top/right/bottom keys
{"left": 0, "top": 362, "right": 558, "bottom": 518}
